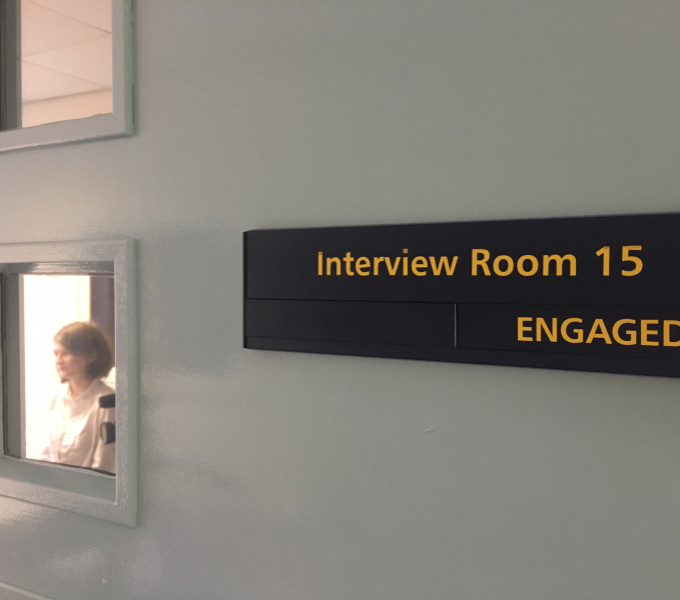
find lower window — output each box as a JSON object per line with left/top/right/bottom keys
{"left": 0, "top": 240, "right": 136, "bottom": 525}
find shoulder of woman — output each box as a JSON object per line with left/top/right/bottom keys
{"left": 96, "top": 379, "right": 115, "bottom": 394}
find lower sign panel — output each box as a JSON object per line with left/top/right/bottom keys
{"left": 244, "top": 300, "right": 680, "bottom": 377}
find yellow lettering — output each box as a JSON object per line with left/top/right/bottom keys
{"left": 411, "top": 257, "right": 428, "bottom": 276}
{"left": 319, "top": 250, "right": 580, "bottom": 278}
{"left": 663, "top": 320, "right": 680, "bottom": 347}
{"left": 641, "top": 320, "right": 659, "bottom": 346}
{"left": 612, "top": 319, "right": 636, "bottom": 345}
{"left": 543, "top": 254, "right": 577, "bottom": 276}
{"left": 536, "top": 317, "right": 557, "bottom": 342}
{"left": 517, "top": 255, "right": 539, "bottom": 276}
{"left": 585, "top": 319, "right": 612, "bottom": 344}
{"left": 471, "top": 249, "right": 491, "bottom": 276}
{"left": 596, "top": 246, "right": 610, "bottom": 276}
{"left": 429, "top": 256, "right": 458, "bottom": 276}
{"left": 493, "top": 255, "right": 514, "bottom": 276}
{"left": 561, "top": 318, "right": 583, "bottom": 343}
{"left": 326, "top": 256, "right": 341, "bottom": 275}
{"left": 385, "top": 256, "right": 401, "bottom": 276}
{"left": 621, "top": 245, "right": 643, "bottom": 276}
{"left": 355, "top": 257, "right": 370, "bottom": 276}
{"left": 517, "top": 317, "right": 533, "bottom": 341}
{"left": 343, "top": 252, "right": 355, "bottom": 276}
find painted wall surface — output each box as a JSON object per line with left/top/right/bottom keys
{"left": 1, "top": 1, "right": 680, "bottom": 599}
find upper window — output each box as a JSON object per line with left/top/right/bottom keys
{"left": 21, "top": 0, "right": 113, "bottom": 127}
{"left": 0, "top": 0, "right": 132, "bottom": 152}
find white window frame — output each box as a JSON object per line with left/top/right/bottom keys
{"left": 0, "top": 240, "right": 137, "bottom": 526}
{"left": 0, "top": 0, "right": 133, "bottom": 153}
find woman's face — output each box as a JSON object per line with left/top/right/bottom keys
{"left": 53, "top": 342, "right": 91, "bottom": 382}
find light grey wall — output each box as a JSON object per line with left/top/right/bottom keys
{"left": 1, "top": 1, "right": 680, "bottom": 599}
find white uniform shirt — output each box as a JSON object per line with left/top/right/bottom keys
{"left": 41, "top": 379, "right": 116, "bottom": 474}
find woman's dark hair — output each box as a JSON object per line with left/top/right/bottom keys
{"left": 54, "top": 322, "right": 114, "bottom": 379}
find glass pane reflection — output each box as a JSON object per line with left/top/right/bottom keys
{"left": 22, "top": 274, "right": 116, "bottom": 474}
{"left": 21, "top": 0, "right": 113, "bottom": 127}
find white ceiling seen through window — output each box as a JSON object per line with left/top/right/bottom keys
{"left": 21, "top": 0, "right": 112, "bottom": 127}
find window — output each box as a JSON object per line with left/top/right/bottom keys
{"left": 6, "top": 272, "right": 116, "bottom": 467}
{"left": 0, "top": 0, "right": 132, "bottom": 152}
{"left": 0, "top": 240, "right": 137, "bottom": 525}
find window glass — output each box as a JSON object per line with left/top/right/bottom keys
{"left": 20, "top": 274, "right": 115, "bottom": 475}
{"left": 21, "top": 0, "right": 112, "bottom": 127}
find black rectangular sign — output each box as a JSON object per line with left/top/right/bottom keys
{"left": 244, "top": 213, "right": 680, "bottom": 377}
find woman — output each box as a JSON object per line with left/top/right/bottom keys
{"left": 40, "top": 321, "right": 116, "bottom": 474}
